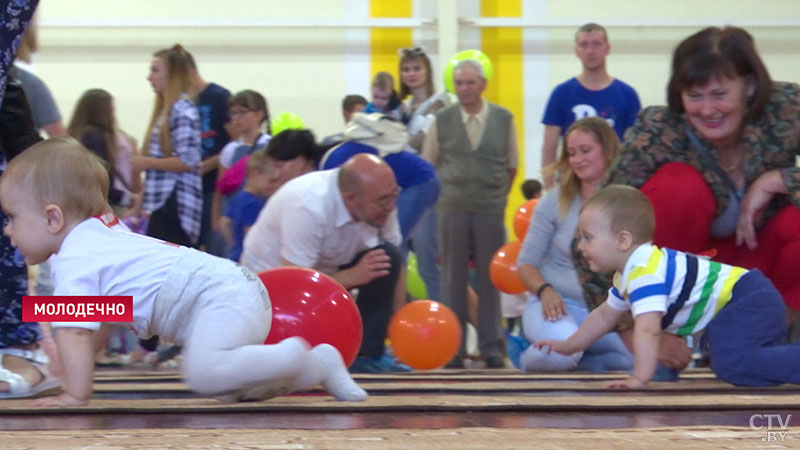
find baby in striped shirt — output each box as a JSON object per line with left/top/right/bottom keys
{"left": 535, "top": 184, "right": 800, "bottom": 388}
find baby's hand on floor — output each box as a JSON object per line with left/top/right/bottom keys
{"left": 532, "top": 339, "right": 573, "bottom": 355}
{"left": 605, "top": 377, "right": 646, "bottom": 389}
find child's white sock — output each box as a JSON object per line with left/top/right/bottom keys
{"left": 312, "top": 344, "right": 367, "bottom": 402}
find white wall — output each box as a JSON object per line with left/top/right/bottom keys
{"left": 35, "top": 0, "right": 371, "bottom": 142}
{"left": 515, "top": 0, "right": 800, "bottom": 177}
{"left": 31, "top": 0, "right": 800, "bottom": 177}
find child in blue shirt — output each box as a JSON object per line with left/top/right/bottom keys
{"left": 363, "top": 72, "right": 403, "bottom": 121}
{"left": 536, "top": 184, "right": 800, "bottom": 388}
{"left": 222, "top": 149, "right": 275, "bottom": 262}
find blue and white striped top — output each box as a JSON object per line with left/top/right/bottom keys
{"left": 607, "top": 243, "right": 747, "bottom": 336}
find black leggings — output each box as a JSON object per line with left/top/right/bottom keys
{"left": 146, "top": 190, "right": 193, "bottom": 247}
{"left": 141, "top": 190, "right": 192, "bottom": 351}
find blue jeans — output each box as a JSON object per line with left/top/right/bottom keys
{"left": 398, "top": 176, "right": 441, "bottom": 302}
{"left": 408, "top": 209, "right": 440, "bottom": 302}
{"left": 395, "top": 176, "right": 440, "bottom": 245}
{"left": 706, "top": 270, "right": 800, "bottom": 386}
{"left": 520, "top": 296, "right": 633, "bottom": 372}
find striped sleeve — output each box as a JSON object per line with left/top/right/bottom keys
{"left": 627, "top": 273, "right": 669, "bottom": 316}
{"left": 605, "top": 284, "right": 629, "bottom": 311}
{"left": 624, "top": 246, "right": 671, "bottom": 317}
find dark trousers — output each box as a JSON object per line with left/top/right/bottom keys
{"left": 439, "top": 211, "right": 506, "bottom": 359}
{"left": 707, "top": 270, "right": 800, "bottom": 386}
{"left": 642, "top": 162, "right": 800, "bottom": 310}
{"left": 146, "top": 190, "right": 193, "bottom": 247}
{"left": 142, "top": 190, "right": 192, "bottom": 351}
{"left": 340, "top": 242, "right": 402, "bottom": 359}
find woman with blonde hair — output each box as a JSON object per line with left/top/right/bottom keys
{"left": 397, "top": 47, "right": 452, "bottom": 151}
{"left": 131, "top": 44, "right": 203, "bottom": 248}
{"left": 396, "top": 47, "right": 452, "bottom": 303}
{"left": 516, "top": 117, "right": 633, "bottom": 372}
{"left": 125, "top": 45, "right": 204, "bottom": 366}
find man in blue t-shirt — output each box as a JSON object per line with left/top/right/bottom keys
{"left": 186, "top": 49, "right": 232, "bottom": 255}
{"left": 540, "top": 23, "right": 641, "bottom": 188}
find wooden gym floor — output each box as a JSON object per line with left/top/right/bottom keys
{"left": 1, "top": 366, "right": 798, "bottom": 449}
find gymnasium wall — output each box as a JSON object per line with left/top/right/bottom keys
{"left": 33, "top": 0, "right": 800, "bottom": 229}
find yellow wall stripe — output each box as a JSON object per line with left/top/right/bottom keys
{"left": 370, "top": 1, "right": 413, "bottom": 91}
{"left": 480, "top": 0, "right": 525, "bottom": 239}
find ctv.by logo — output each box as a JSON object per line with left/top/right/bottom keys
{"left": 749, "top": 414, "right": 791, "bottom": 443}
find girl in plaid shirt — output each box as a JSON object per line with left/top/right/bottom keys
{"left": 132, "top": 44, "right": 203, "bottom": 248}
{"left": 128, "top": 44, "right": 204, "bottom": 364}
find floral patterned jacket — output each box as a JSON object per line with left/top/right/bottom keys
{"left": 0, "top": 0, "right": 38, "bottom": 109}
{"left": 575, "top": 81, "right": 800, "bottom": 311}
{"left": 0, "top": 0, "right": 39, "bottom": 347}
{"left": 607, "top": 81, "right": 800, "bottom": 218}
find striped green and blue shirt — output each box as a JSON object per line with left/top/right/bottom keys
{"left": 607, "top": 244, "right": 748, "bottom": 336}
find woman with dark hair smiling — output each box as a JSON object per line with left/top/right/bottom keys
{"left": 605, "top": 26, "right": 800, "bottom": 324}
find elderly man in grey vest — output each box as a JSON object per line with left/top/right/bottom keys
{"left": 421, "top": 59, "right": 518, "bottom": 369}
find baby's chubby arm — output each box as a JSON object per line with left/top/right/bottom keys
{"left": 606, "top": 311, "right": 662, "bottom": 389}
{"left": 534, "top": 302, "right": 624, "bottom": 355}
{"left": 32, "top": 327, "right": 95, "bottom": 406}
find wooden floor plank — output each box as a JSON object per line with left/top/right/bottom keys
{"left": 1, "top": 426, "right": 795, "bottom": 449}
{"left": 87, "top": 379, "right": 800, "bottom": 395}
{"left": 3, "top": 393, "right": 799, "bottom": 414}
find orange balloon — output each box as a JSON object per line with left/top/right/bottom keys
{"left": 513, "top": 199, "right": 539, "bottom": 241}
{"left": 389, "top": 300, "right": 462, "bottom": 370}
{"left": 490, "top": 241, "right": 526, "bottom": 294}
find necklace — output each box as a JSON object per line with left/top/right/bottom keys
{"left": 722, "top": 161, "right": 740, "bottom": 172}
{"left": 719, "top": 149, "right": 743, "bottom": 172}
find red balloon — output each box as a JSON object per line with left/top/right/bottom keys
{"left": 513, "top": 198, "right": 539, "bottom": 241}
{"left": 489, "top": 241, "right": 526, "bottom": 294}
{"left": 389, "top": 300, "right": 462, "bottom": 370}
{"left": 258, "top": 267, "right": 362, "bottom": 367}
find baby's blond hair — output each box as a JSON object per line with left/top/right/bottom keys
{"left": 582, "top": 184, "right": 655, "bottom": 245}
{"left": 1, "top": 138, "right": 111, "bottom": 221}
